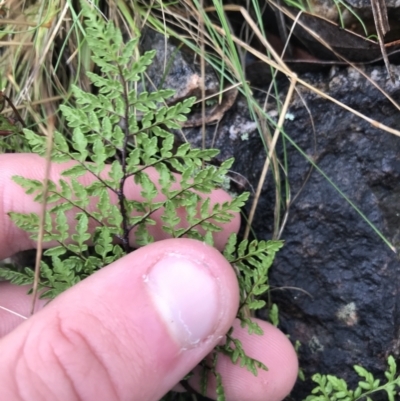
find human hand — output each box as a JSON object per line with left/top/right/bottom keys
{"left": 0, "top": 154, "right": 298, "bottom": 401}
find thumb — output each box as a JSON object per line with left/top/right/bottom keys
{"left": 0, "top": 239, "right": 239, "bottom": 401}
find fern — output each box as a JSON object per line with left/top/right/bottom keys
{"left": 224, "top": 234, "right": 283, "bottom": 334}
{"left": 0, "top": 4, "right": 283, "bottom": 399}
{"left": 304, "top": 356, "right": 400, "bottom": 401}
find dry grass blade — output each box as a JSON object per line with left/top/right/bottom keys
{"left": 16, "top": 2, "right": 70, "bottom": 105}
{"left": 244, "top": 75, "right": 297, "bottom": 240}
{"left": 30, "top": 115, "right": 54, "bottom": 315}
{"left": 0, "top": 41, "right": 33, "bottom": 46}
{"left": 370, "top": 0, "right": 392, "bottom": 81}
{"left": 257, "top": 109, "right": 282, "bottom": 240}
{"left": 205, "top": 5, "right": 400, "bottom": 138}
{"left": 2, "top": 96, "right": 64, "bottom": 114}
{"left": 198, "top": 0, "right": 207, "bottom": 151}
{"left": 0, "top": 18, "right": 49, "bottom": 27}
{"left": 277, "top": 85, "right": 317, "bottom": 239}
{"left": 205, "top": 4, "right": 291, "bottom": 74}
{"left": 0, "top": 0, "right": 94, "bottom": 134}
{"left": 271, "top": 1, "right": 400, "bottom": 111}
{"left": 0, "top": 305, "right": 27, "bottom": 320}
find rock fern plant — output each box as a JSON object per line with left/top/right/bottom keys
{"left": 305, "top": 356, "right": 400, "bottom": 401}
{"left": 0, "top": 4, "right": 283, "bottom": 400}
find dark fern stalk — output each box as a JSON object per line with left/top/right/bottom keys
{"left": 117, "top": 63, "right": 132, "bottom": 253}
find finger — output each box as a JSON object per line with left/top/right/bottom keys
{"left": 189, "top": 319, "right": 298, "bottom": 401}
{"left": 0, "top": 281, "right": 52, "bottom": 337}
{"left": 0, "top": 292, "right": 298, "bottom": 401}
{"left": 0, "top": 260, "right": 298, "bottom": 401}
{"left": 0, "top": 284, "right": 36, "bottom": 336}
{"left": 0, "top": 238, "right": 239, "bottom": 401}
{"left": 0, "top": 153, "right": 240, "bottom": 259}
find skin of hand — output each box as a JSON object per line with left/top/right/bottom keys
{"left": 0, "top": 153, "right": 298, "bottom": 401}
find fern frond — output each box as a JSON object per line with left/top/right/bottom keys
{"left": 304, "top": 356, "right": 400, "bottom": 401}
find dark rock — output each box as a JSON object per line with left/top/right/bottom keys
{"left": 183, "top": 64, "right": 400, "bottom": 399}
{"left": 139, "top": 29, "right": 238, "bottom": 127}
{"left": 140, "top": 29, "right": 219, "bottom": 102}
{"left": 344, "top": 0, "right": 398, "bottom": 11}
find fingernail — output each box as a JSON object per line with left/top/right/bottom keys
{"left": 145, "top": 254, "right": 221, "bottom": 349}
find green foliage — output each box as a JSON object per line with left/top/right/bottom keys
{"left": 0, "top": 4, "right": 283, "bottom": 400}
{"left": 185, "top": 236, "right": 284, "bottom": 396}
{"left": 224, "top": 235, "right": 283, "bottom": 334}
{"left": 217, "top": 327, "right": 268, "bottom": 375}
{"left": 0, "top": 103, "right": 30, "bottom": 153}
{"left": 304, "top": 356, "right": 400, "bottom": 401}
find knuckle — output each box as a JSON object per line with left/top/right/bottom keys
{"left": 13, "top": 311, "right": 124, "bottom": 401}
{"left": 48, "top": 310, "right": 121, "bottom": 400}
{"left": 8, "top": 307, "right": 151, "bottom": 400}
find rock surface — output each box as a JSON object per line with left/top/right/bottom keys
{"left": 139, "top": 29, "right": 238, "bottom": 127}
{"left": 344, "top": 0, "right": 399, "bottom": 11}
{"left": 183, "top": 65, "right": 400, "bottom": 399}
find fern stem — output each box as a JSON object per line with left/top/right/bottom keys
{"left": 118, "top": 65, "right": 132, "bottom": 253}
